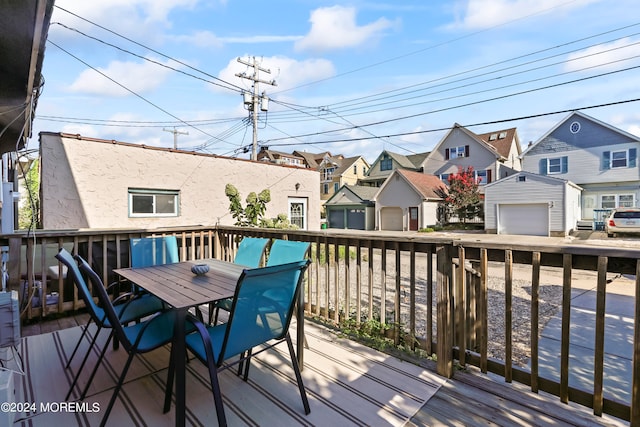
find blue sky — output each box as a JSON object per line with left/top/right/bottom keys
{"left": 35, "top": 0, "right": 640, "bottom": 163}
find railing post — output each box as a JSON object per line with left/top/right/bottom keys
{"left": 631, "top": 260, "right": 640, "bottom": 426}
{"left": 456, "top": 246, "right": 466, "bottom": 368}
{"left": 436, "top": 243, "right": 454, "bottom": 378}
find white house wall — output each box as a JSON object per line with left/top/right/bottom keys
{"left": 522, "top": 142, "right": 640, "bottom": 185}
{"left": 421, "top": 201, "right": 439, "bottom": 227}
{"left": 484, "top": 175, "right": 566, "bottom": 234}
{"left": 563, "top": 184, "right": 582, "bottom": 233}
{"left": 40, "top": 133, "right": 320, "bottom": 230}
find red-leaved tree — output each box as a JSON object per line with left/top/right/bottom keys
{"left": 437, "top": 166, "right": 483, "bottom": 224}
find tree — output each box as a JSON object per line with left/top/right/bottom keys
{"left": 438, "top": 166, "right": 483, "bottom": 224}
{"left": 224, "top": 184, "right": 271, "bottom": 227}
{"left": 18, "top": 158, "right": 41, "bottom": 230}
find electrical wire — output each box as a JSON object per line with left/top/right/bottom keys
{"left": 260, "top": 97, "right": 640, "bottom": 148}
{"left": 53, "top": 5, "right": 243, "bottom": 93}
{"left": 47, "top": 39, "right": 231, "bottom": 148}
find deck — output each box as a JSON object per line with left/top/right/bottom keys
{"left": 9, "top": 314, "right": 627, "bottom": 427}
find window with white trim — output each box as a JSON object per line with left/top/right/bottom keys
{"left": 602, "top": 194, "right": 635, "bottom": 209}
{"left": 288, "top": 197, "right": 307, "bottom": 230}
{"left": 129, "top": 189, "right": 179, "bottom": 217}
{"left": 611, "top": 150, "right": 628, "bottom": 168}
{"left": 619, "top": 194, "right": 635, "bottom": 207}
{"left": 475, "top": 170, "right": 488, "bottom": 184}
{"left": 448, "top": 146, "right": 466, "bottom": 159}
{"left": 548, "top": 158, "right": 562, "bottom": 174}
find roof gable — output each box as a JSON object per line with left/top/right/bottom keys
{"left": 429, "top": 124, "right": 502, "bottom": 161}
{"left": 325, "top": 184, "right": 377, "bottom": 205}
{"left": 522, "top": 111, "right": 640, "bottom": 157}
{"left": 377, "top": 169, "right": 446, "bottom": 200}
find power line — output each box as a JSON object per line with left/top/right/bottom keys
{"left": 261, "top": 98, "right": 640, "bottom": 148}
{"left": 47, "top": 39, "right": 230, "bottom": 148}
{"left": 53, "top": 5, "right": 243, "bottom": 93}
{"left": 270, "top": 0, "right": 601, "bottom": 96}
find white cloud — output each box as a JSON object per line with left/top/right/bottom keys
{"left": 294, "top": 6, "right": 397, "bottom": 53}
{"left": 68, "top": 57, "right": 175, "bottom": 96}
{"left": 51, "top": 0, "right": 203, "bottom": 44}
{"left": 215, "top": 56, "right": 336, "bottom": 94}
{"left": 564, "top": 38, "right": 640, "bottom": 72}
{"left": 451, "top": 0, "right": 598, "bottom": 30}
{"left": 172, "top": 31, "right": 302, "bottom": 49}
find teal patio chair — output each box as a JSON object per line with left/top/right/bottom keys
{"left": 128, "top": 235, "right": 179, "bottom": 308}
{"left": 77, "top": 255, "right": 179, "bottom": 427}
{"left": 166, "top": 260, "right": 311, "bottom": 426}
{"left": 55, "top": 248, "right": 165, "bottom": 401}
{"left": 266, "top": 239, "right": 310, "bottom": 266}
{"left": 209, "top": 237, "right": 269, "bottom": 324}
{"left": 130, "top": 235, "right": 179, "bottom": 268}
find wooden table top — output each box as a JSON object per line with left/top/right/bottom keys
{"left": 114, "top": 259, "right": 246, "bottom": 310}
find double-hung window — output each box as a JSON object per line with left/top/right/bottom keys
{"left": 602, "top": 148, "right": 637, "bottom": 170}
{"left": 539, "top": 156, "right": 568, "bottom": 175}
{"left": 448, "top": 146, "right": 466, "bottom": 159}
{"left": 380, "top": 155, "right": 392, "bottom": 171}
{"left": 129, "top": 188, "right": 179, "bottom": 217}
{"left": 611, "top": 150, "right": 628, "bottom": 168}
{"left": 475, "top": 170, "right": 488, "bottom": 184}
{"left": 548, "top": 158, "right": 562, "bottom": 174}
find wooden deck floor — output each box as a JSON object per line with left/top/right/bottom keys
{"left": 16, "top": 314, "right": 629, "bottom": 427}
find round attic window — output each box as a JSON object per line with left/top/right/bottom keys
{"left": 569, "top": 121, "right": 581, "bottom": 134}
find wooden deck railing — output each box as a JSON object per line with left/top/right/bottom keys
{"left": 2, "top": 226, "right": 638, "bottom": 425}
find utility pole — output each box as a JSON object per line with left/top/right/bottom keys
{"left": 163, "top": 127, "right": 188, "bottom": 149}
{"left": 235, "top": 56, "right": 276, "bottom": 160}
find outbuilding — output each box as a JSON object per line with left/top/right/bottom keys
{"left": 484, "top": 171, "right": 582, "bottom": 237}
{"left": 374, "top": 169, "right": 445, "bottom": 231}
{"left": 324, "top": 185, "right": 376, "bottom": 230}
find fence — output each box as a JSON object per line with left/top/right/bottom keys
{"left": 1, "top": 225, "right": 638, "bottom": 424}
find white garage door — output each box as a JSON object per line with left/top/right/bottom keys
{"left": 380, "top": 207, "right": 403, "bottom": 231}
{"left": 498, "top": 203, "right": 549, "bottom": 236}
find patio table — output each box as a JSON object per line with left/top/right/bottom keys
{"left": 114, "top": 258, "right": 245, "bottom": 427}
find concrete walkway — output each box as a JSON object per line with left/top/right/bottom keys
{"left": 537, "top": 274, "right": 635, "bottom": 404}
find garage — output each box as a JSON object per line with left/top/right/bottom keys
{"left": 380, "top": 207, "right": 403, "bottom": 231}
{"left": 498, "top": 203, "right": 549, "bottom": 236}
{"left": 327, "top": 208, "right": 365, "bottom": 230}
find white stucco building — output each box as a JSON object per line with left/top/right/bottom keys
{"left": 39, "top": 133, "right": 320, "bottom": 230}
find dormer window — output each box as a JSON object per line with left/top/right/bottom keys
{"left": 498, "top": 131, "right": 507, "bottom": 139}
{"left": 488, "top": 134, "right": 497, "bottom": 141}
{"left": 380, "top": 154, "right": 392, "bottom": 171}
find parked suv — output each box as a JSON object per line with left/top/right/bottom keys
{"left": 605, "top": 207, "right": 640, "bottom": 237}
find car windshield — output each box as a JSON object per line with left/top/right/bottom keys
{"left": 613, "top": 211, "right": 640, "bottom": 219}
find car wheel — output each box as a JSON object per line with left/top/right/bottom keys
{"left": 607, "top": 233, "right": 614, "bottom": 238}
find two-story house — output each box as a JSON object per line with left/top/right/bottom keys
{"left": 421, "top": 124, "right": 522, "bottom": 189}
{"left": 520, "top": 111, "right": 640, "bottom": 226}
{"left": 318, "top": 154, "right": 370, "bottom": 203}
{"left": 256, "top": 148, "right": 306, "bottom": 167}
{"left": 359, "top": 150, "right": 429, "bottom": 187}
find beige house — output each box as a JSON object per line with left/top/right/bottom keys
{"left": 319, "top": 155, "right": 370, "bottom": 203}
{"left": 39, "top": 133, "right": 320, "bottom": 230}
{"left": 374, "top": 169, "right": 446, "bottom": 231}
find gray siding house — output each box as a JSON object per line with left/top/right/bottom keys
{"left": 421, "top": 124, "right": 521, "bottom": 189}
{"left": 521, "top": 111, "right": 640, "bottom": 226}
